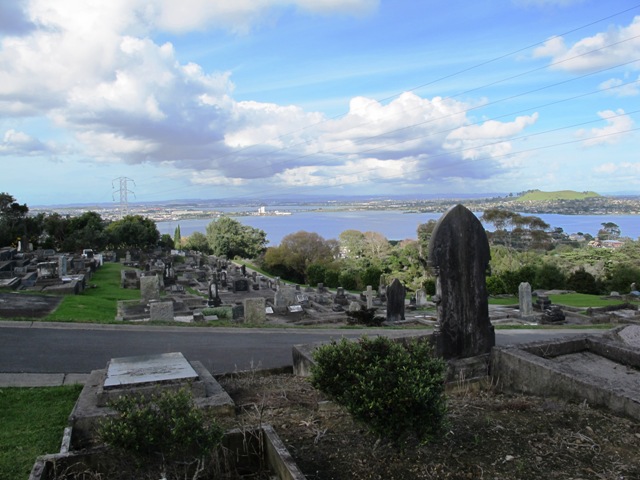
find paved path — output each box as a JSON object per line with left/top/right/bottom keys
{"left": 0, "top": 321, "right": 606, "bottom": 387}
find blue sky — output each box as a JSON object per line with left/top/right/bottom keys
{"left": 1, "top": 0, "right": 639, "bottom": 206}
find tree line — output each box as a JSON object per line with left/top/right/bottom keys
{"left": 5, "top": 191, "right": 637, "bottom": 296}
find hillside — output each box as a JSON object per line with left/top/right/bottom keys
{"left": 515, "top": 190, "right": 601, "bottom": 202}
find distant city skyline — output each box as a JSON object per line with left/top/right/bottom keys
{"left": 1, "top": 1, "right": 639, "bottom": 206}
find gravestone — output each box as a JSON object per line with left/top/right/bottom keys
{"left": 58, "top": 256, "right": 68, "bottom": 277}
{"left": 140, "top": 275, "right": 161, "bottom": 302}
{"left": 149, "top": 301, "right": 174, "bottom": 322}
{"left": 243, "top": 297, "right": 266, "bottom": 323}
{"left": 428, "top": 204, "right": 495, "bottom": 359}
{"left": 386, "top": 278, "right": 406, "bottom": 322}
{"left": 364, "top": 285, "right": 374, "bottom": 309}
{"left": 518, "top": 282, "right": 533, "bottom": 317}
{"left": 233, "top": 278, "right": 249, "bottom": 293}
{"left": 416, "top": 289, "right": 428, "bottom": 307}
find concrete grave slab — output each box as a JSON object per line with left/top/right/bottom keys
{"left": 104, "top": 352, "right": 198, "bottom": 389}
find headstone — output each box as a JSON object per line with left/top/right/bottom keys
{"left": 243, "top": 297, "right": 266, "bottom": 323}
{"left": 518, "top": 282, "right": 533, "bottom": 317}
{"left": 274, "top": 286, "right": 297, "bottom": 307}
{"left": 428, "top": 204, "right": 495, "bottom": 359}
{"left": 386, "top": 278, "right": 405, "bottom": 322}
{"left": 149, "top": 301, "right": 174, "bottom": 322}
{"left": 348, "top": 301, "right": 362, "bottom": 312}
{"left": 317, "top": 283, "right": 325, "bottom": 293}
{"left": 416, "top": 289, "right": 428, "bottom": 307}
{"left": 58, "top": 256, "right": 68, "bottom": 277}
{"left": 140, "top": 275, "right": 161, "bottom": 302}
{"left": 364, "top": 285, "right": 374, "bottom": 309}
{"left": 125, "top": 251, "right": 132, "bottom": 263}
{"left": 233, "top": 278, "right": 249, "bottom": 293}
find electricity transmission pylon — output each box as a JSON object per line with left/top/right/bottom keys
{"left": 112, "top": 177, "right": 136, "bottom": 219}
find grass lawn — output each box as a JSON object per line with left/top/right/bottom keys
{"left": 0, "top": 385, "right": 82, "bottom": 480}
{"left": 45, "top": 263, "right": 140, "bottom": 323}
{"left": 490, "top": 293, "right": 637, "bottom": 309}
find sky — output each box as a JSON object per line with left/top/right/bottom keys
{"left": 1, "top": 0, "right": 639, "bottom": 206}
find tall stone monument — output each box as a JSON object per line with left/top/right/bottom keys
{"left": 428, "top": 204, "right": 495, "bottom": 359}
{"left": 386, "top": 278, "right": 406, "bottom": 322}
{"left": 518, "top": 282, "right": 533, "bottom": 318}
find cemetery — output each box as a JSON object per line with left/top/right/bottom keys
{"left": 1, "top": 205, "right": 638, "bottom": 479}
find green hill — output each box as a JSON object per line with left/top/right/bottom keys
{"left": 515, "top": 190, "right": 601, "bottom": 202}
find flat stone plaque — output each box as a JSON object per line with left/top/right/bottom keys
{"left": 104, "top": 352, "right": 199, "bottom": 389}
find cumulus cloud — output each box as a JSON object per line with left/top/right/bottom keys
{"left": 0, "top": 0, "right": 538, "bottom": 193}
{"left": 576, "top": 109, "right": 635, "bottom": 146}
{"left": 0, "top": 129, "right": 51, "bottom": 155}
{"left": 533, "top": 16, "right": 640, "bottom": 73}
{"left": 599, "top": 76, "right": 640, "bottom": 97}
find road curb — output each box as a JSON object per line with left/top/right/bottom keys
{"left": 0, "top": 373, "right": 89, "bottom": 388}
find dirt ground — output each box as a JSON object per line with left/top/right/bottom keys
{"left": 218, "top": 372, "right": 640, "bottom": 480}
{"left": 0, "top": 292, "right": 62, "bottom": 318}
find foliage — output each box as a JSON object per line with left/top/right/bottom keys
{"left": 98, "top": 388, "right": 223, "bottom": 464}
{"left": 603, "top": 264, "right": 640, "bottom": 294}
{"left": 106, "top": 215, "right": 160, "bottom": 250}
{"left": 486, "top": 275, "right": 507, "bottom": 296}
{"left": 0, "top": 192, "right": 31, "bottom": 248}
{"left": 0, "top": 385, "right": 82, "bottom": 479}
{"left": 306, "top": 263, "right": 327, "bottom": 286}
{"left": 174, "top": 224, "right": 182, "bottom": 246}
{"left": 534, "top": 263, "right": 566, "bottom": 290}
{"left": 566, "top": 268, "right": 599, "bottom": 294}
{"left": 311, "top": 336, "right": 447, "bottom": 444}
{"left": 183, "top": 231, "right": 211, "bottom": 254}
{"left": 338, "top": 269, "right": 359, "bottom": 291}
{"left": 263, "top": 231, "right": 338, "bottom": 283}
{"left": 158, "top": 233, "right": 175, "bottom": 250}
{"left": 201, "top": 307, "right": 232, "bottom": 319}
{"left": 205, "top": 216, "right": 267, "bottom": 259}
{"left": 361, "top": 266, "right": 383, "bottom": 290}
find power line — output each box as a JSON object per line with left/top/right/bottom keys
{"left": 112, "top": 177, "right": 136, "bottom": 218}
{"left": 133, "top": 5, "right": 640, "bottom": 200}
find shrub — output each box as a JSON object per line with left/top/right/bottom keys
{"left": 311, "top": 336, "right": 447, "bottom": 444}
{"left": 324, "top": 269, "right": 340, "bottom": 288}
{"left": 534, "top": 263, "right": 566, "bottom": 290}
{"left": 566, "top": 268, "right": 598, "bottom": 294}
{"left": 338, "top": 270, "right": 359, "bottom": 291}
{"left": 486, "top": 275, "right": 507, "bottom": 295}
{"left": 98, "top": 388, "right": 223, "bottom": 464}
{"left": 306, "top": 263, "right": 327, "bottom": 286}
{"left": 201, "top": 307, "right": 232, "bottom": 319}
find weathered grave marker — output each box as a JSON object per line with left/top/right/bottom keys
{"left": 519, "top": 282, "right": 533, "bottom": 317}
{"left": 428, "top": 204, "right": 495, "bottom": 358}
{"left": 386, "top": 278, "right": 405, "bottom": 322}
{"left": 140, "top": 274, "right": 161, "bottom": 302}
{"left": 243, "top": 297, "right": 266, "bottom": 323}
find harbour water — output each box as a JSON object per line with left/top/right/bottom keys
{"left": 157, "top": 209, "right": 640, "bottom": 246}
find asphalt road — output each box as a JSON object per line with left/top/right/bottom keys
{"left": 0, "top": 321, "right": 604, "bottom": 375}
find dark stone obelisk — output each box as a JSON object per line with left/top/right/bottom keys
{"left": 428, "top": 204, "right": 495, "bottom": 359}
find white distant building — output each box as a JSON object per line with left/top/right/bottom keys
{"left": 258, "top": 206, "right": 266, "bottom": 215}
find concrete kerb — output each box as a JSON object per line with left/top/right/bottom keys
{"left": 0, "top": 373, "right": 90, "bottom": 387}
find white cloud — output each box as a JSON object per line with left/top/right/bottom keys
{"left": 594, "top": 162, "right": 640, "bottom": 174}
{"left": 533, "top": 16, "right": 640, "bottom": 73}
{"left": 599, "top": 76, "right": 640, "bottom": 97}
{"left": 0, "top": 129, "right": 51, "bottom": 155}
{"left": 576, "top": 109, "right": 635, "bottom": 147}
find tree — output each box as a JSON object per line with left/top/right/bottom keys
{"left": 174, "top": 225, "right": 182, "bottom": 247}
{"left": 598, "top": 222, "right": 621, "bottom": 240}
{"left": 205, "top": 216, "right": 267, "bottom": 259}
{"left": 0, "top": 193, "right": 30, "bottom": 247}
{"left": 339, "top": 230, "right": 365, "bottom": 258}
{"left": 183, "top": 231, "right": 211, "bottom": 254}
{"left": 263, "top": 231, "right": 339, "bottom": 283}
{"left": 106, "top": 215, "right": 160, "bottom": 250}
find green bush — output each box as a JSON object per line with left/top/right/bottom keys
{"left": 306, "top": 263, "right": 327, "bottom": 286}
{"left": 201, "top": 307, "right": 232, "bottom": 319}
{"left": 566, "top": 268, "right": 599, "bottom": 294}
{"left": 486, "top": 275, "right": 507, "bottom": 295}
{"left": 311, "top": 336, "right": 447, "bottom": 444}
{"left": 324, "top": 269, "right": 340, "bottom": 288}
{"left": 98, "top": 388, "right": 223, "bottom": 463}
{"left": 338, "top": 270, "right": 359, "bottom": 291}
